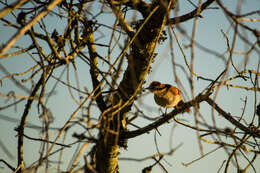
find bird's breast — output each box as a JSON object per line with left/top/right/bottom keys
{"left": 154, "top": 94, "right": 182, "bottom": 108}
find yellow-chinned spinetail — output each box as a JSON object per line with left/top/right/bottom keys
{"left": 147, "top": 81, "right": 190, "bottom": 113}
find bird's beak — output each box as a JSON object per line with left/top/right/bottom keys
{"left": 145, "top": 86, "right": 150, "bottom": 90}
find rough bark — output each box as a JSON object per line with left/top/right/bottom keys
{"left": 95, "top": 2, "right": 172, "bottom": 173}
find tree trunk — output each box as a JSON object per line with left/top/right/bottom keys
{"left": 94, "top": 3, "right": 171, "bottom": 172}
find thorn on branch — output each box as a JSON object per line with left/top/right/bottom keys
{"left": 253, "top": 29, "right": 260, "bottom": 47}
{"left": 256, "top": 103, "right": 260, "bottom": 117}
{"left": 17, "top": 11, "right": 27, "bottom": 26}
{"left": 142, "top": 166, "right": 152, "bottom": 173}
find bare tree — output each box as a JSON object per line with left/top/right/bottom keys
{"left": 0, "top": 0, "right": 260, "bottom": 173}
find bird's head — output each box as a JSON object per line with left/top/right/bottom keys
{"left": 146, "top": 81, "right": 164, "bottom": 93}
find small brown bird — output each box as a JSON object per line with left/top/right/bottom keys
{"left": 147, "top": 81, "right": 190, "bottom": 113}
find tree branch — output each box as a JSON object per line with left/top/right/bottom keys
{"left": 0, "top": 0, "right": 29, "bottom": 19}
{"left": 85, "top": 20, "right": 107, "bottom": 112}
{"left": 17, "top": 75, "right": 43, "bottom": 173}
{"left": 120, "top": 90, "right": 212, "bottom": 139}
{"left": 0, "top": 0, "right": 63, "bottom": 57}
{"left": 205, "top": 98, "right": 260, "bottom": 138}
{"left": 0, "top": 159, "right": 15, "bottom": 171}
{"left": 167, "top": 0, "right": 216, "bottom": 25}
